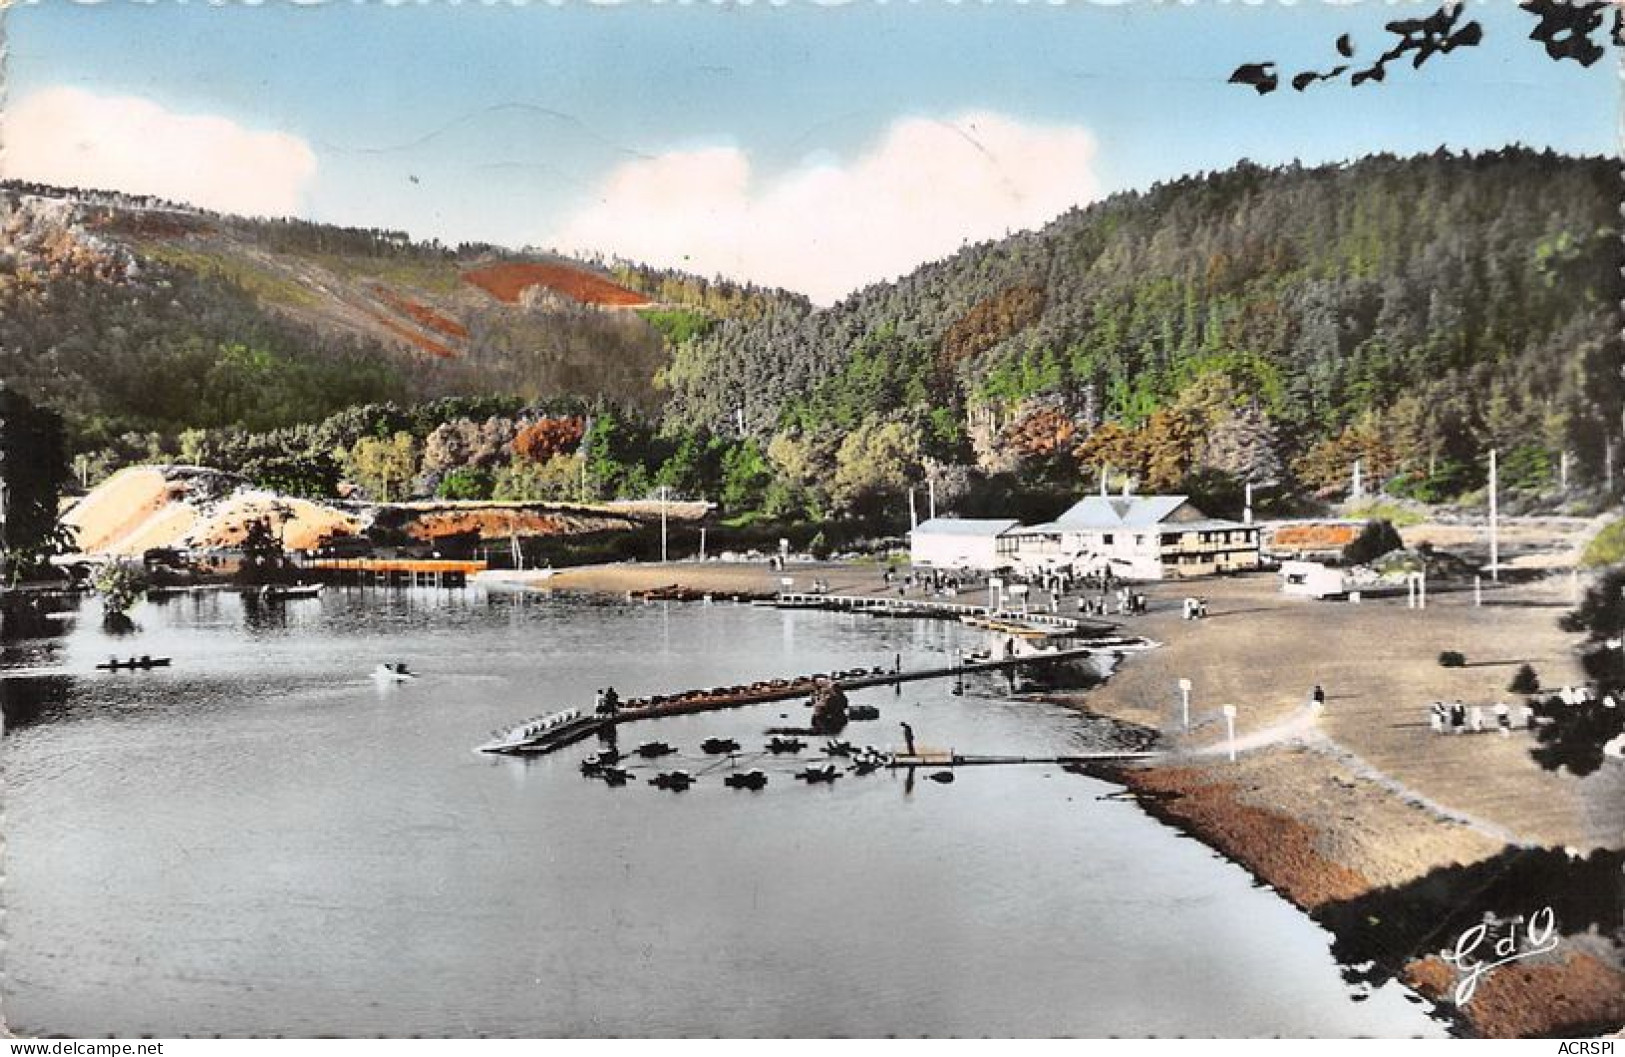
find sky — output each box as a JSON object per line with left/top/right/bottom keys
{"left": 3, "top": 0, "right": 1617, "bottom": 302}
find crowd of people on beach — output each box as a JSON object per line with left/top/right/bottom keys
{"left": 882, "top": 567, "right": 967, "bottom": 599}
{"left": 1427, "top": 698, "right": 1533, "bottom": 736}
{"left": 1424, "top": 684, "right": 1615, "bottom": 738}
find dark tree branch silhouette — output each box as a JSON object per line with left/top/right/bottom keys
{"left": 1231, "top": 0, "right": 1621, "bottom": 94}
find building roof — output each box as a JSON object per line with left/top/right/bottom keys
{"left": 1053, "top": 495, "right": 1193, "bottom": 529}
{"left": 910, "top": 517, "right": 1021, "bottom": 538}
{"left": 1020, "top": 516, "right": 1257, "bottom": 536}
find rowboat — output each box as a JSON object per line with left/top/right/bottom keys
{"left": 261, "top": 584, "right": 324, "bottom": 600}
{"left": 371, "top": 663, "right": 418, "bottom": 683}
{"left": 95, "top": 656, "right": 172, "bottom": 671}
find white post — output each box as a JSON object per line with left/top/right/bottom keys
{"left": 1100, "top": 466, "right": 1109, "bottom": 497}
{"left": 1560, "top": 450, "right": 1569, "bottom": 491}
{"left": 1179, "top": 677, "right": 1192, "bottom": 729}
{"left": 1351, "top": 459, "right": 1363, "bottom": 501}
{"left": 1243, "top": 481, "right": 1254, "bottom": 526}
{"left": 1420, "top": 570, "right": 1427, "bottom": 610}
{"left": 1488, "top": 448, "right": 1499, "bottom": 583}
{"left": 1222, "top": 704, "right": 1238, "bottom": 762}
{"left": 660, "top": 486, "right": 668, "bottom": 564}
{"left": 1474, "top": 575, "right": 1482, "bottom": 607}
{"left": 908, "top": 488, "right": 918, "bottom": 529}
{"left": 699, "top": 526, "right": 707, "bottom": 563}
{"left": 1407, "top": 574, "right": 1416, "bottom": 610}
{"left": 928, "top": 476, "right": 937, "bottom": 521}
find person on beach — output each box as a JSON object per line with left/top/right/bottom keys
{"left": 1429, "top": 702, "right": 1445, "bottom": 733}
{"left": 1469, "top": 704, "right": 1484, "bottom": 732}
{"left": 900, "top": 722, "right": 916, "bottom": 756}
{"left": 1311, "top": 684, "right": 1326, "bottom": 710}
{"left": 1495, "top": 702, "right": 1512, "bottom": 736}
{"left": 1451, "top": 700, "right": 1466, "bottom": 732}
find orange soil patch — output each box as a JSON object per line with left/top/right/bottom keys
{"left": 371, "top": 285, "right": 469, "bottom": 339}
{"left": 461, "top": 261, "right": 651, "bottom": 307}
{"left": 1406, "top": 951, "right": 1625, "bottom": 1038}
{"left": 398, "top": 505, "right": 649, "bottom": 542}
{"left": 1117, "top": 765, "right": 1373, "bottom": 909}
{"left": 363, "top": 309, "right": 459, "bottom": 359}
{"left": 1267, "top": 522, "right": 1361, "bottom": 550}
{"left": 404, "top": 509, "right": 572, "bottom": 542}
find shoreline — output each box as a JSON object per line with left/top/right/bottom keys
{"left": 497, "top": 557, "right": 1624, "bottom": 1038}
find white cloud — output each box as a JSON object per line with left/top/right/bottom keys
{"left": 551, "top": 111, "right": 1100, "bottom": 304}
{"left": 2, "top": 87, "right": 317, "bottom": 217}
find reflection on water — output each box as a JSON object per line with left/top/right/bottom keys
{"left": 1, "top": 588, "right": 1451, "bottom": 1037}
{"left": 0, "top": 673, "right": 73, "bottom": 729}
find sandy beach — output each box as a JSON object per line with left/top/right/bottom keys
{"left": 489, "top": 543, "right": 1625, "bottom": 1037}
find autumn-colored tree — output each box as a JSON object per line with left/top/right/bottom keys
{"left": 1140, "top": 408, "right": 1201, "bottom": 491}
{"left": 1171, "top": 373, "right": 1284, "bottom": 485}
{"left": 1000, "top": 405, "right": 1079, "bottom": 461}
{"left": 1291, "top": 416, "right": 1400, "bottom": 496}
{"left": 513, "top": 416, "right": 587, "bottom": 465}
{"left": 1073, "top": 421, "right": 1145, "bottom": 482}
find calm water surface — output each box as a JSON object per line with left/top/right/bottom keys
{"left": 1, "top": 587, "right": 1449, "bottom": 1036}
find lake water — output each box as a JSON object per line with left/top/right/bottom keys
{"left": 0, "top": 587, "right": 1449, "bottom": 1037}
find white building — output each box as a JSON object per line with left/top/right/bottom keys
{"left": 908, "top": 517, "right": 1022, "bottom": 572}
{"left": 1010, "top": 495, "right": 1260, "bottom": 580}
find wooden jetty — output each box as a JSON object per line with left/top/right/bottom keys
{"left": 484, "top": 638, "right": 1152, "bottom": 754}
{"left": 765, "top": 592, "right": 1112, "bottom": 636}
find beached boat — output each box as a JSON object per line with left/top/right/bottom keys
{"left": 371, "top": 663, "right": 418, "bottom": 682}
{"left": 476, "top": 708, "right": 597, "bottom": 754}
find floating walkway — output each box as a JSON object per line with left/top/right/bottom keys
{"left": 764, "top": 592, "right": 1113, "bottom": 636}
{"left": 484, "top": 636, "right": 1155, "bottom": 755}
{"left": 886, "top": 751, "right": 1160, "bottom": 768}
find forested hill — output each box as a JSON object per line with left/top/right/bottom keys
{"left": 662, "top": 149, "right": 1621, "bottom": 504}
{"left": 0, "top": 182, "right": 807, "bottom": 449}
